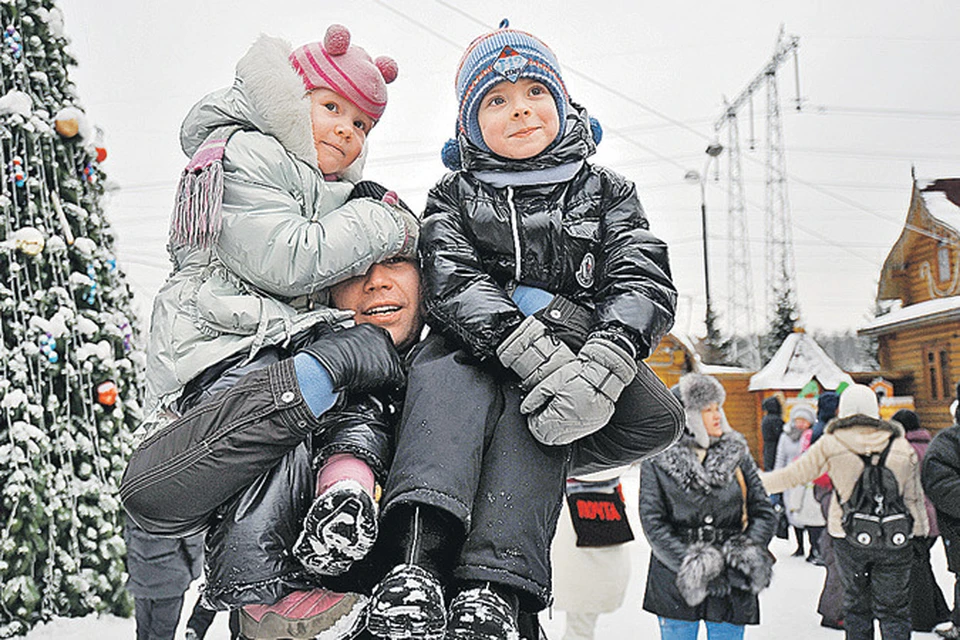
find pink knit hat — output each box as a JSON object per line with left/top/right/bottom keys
{"left": 289, "top": 24, "right": 398, "bottom": 122}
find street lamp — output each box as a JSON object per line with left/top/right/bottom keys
{"left": 684, "top": 143, "right": 724, "bottom": 319}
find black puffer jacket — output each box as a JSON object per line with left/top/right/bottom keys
{"left": 420, "top": 104, "right": 676, "bottom": 360}
{"left": 922, "top": 423, "right": 960, "bottom": 571}
{"left": 639, "top": 432, "right": 776, "bottom": 625}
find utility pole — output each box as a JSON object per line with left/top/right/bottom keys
{"left": 713, "top": 26, "right": 801, "bottom": 368}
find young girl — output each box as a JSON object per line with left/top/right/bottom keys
{"left": 131, "top": 24, "right": 415, "bottom": 639}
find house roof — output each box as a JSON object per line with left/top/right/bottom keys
{"left": 748, "top": 332, "right": 853, "bottom": 391}
{"left": 858, "top": 294, "right": 960, "bottom": 336}
{"left": 878, "top": 176, "right": 960, "bottom": 301}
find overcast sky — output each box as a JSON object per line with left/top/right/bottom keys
{"left": 56, "top": 0, "right": 960, "bottom": 339}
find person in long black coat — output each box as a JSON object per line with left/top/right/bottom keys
{"left": 761, "top": 395, "right": 784, "bottom": 472}
{"left": 921, "top": 394, "right": 960, "bottom": 640}
{"left": 640, "top": 373, "right": 776, "bottom": 639}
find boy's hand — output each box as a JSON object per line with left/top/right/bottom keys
{"left": 519, "top": 337, "right": 637, "bottom": 445}
{"left": 497, "top": 316, "right": 576, "bottom": 391}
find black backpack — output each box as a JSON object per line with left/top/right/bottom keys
{"left": 837, "top": 437, "right": 913, "bottom": 550}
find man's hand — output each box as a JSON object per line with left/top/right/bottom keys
{"left": 299, "top": 324, "right": 405, "bottom": 393}
{"left": 520, "top": 337, "right": 637, "bottom": 445}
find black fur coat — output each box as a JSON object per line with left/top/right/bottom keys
{"left": 639, "top": 432, "right": 777, "bottom": 625}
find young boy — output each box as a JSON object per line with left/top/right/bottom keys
{"left": 132, "top": 24, "right": 416, "bottom": 638}
{"left": 365, "top": 21, "right": 682, "bottom": 640}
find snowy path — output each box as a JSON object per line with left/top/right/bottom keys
{"left": 25, "top": 467, "right": 953, "bottom": 639}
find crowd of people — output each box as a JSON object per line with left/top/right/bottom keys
{"left": 110, "top": 14, "right": 960, "bottom": 640}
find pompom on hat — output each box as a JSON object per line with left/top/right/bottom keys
{"left": 455, "top": 19, "right": 569, "bottom": 152}
{"left": 289, "top": 24, "right": 397, "bottom": 122}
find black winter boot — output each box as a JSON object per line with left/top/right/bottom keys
{"left": 446, "top": 583, "right": 520, "bottom": 640}
{"left": 366, "top": 505, "right": 462, "bottom": 640}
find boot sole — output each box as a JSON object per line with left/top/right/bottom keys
{"left": 239, "top": 592, "right": 368, "bottom": 640}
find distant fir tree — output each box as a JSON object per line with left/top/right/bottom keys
{"left": 698, "top": 303, "right": 734, "bottom": 365}
{"left": 761, "top": 281, "right": 800, "bottom": 363}
{"left": 0, "top": 1, "right": 141, "bottom": 634}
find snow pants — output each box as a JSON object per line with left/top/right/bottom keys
{"left": 834, "top": 537, "right": 913, "bottom": 640}
{"left": 134, "top": 595, "right": 184, "bottom": 640}
{"left": 382, "top": 334, "right": 682, "bottom": 611}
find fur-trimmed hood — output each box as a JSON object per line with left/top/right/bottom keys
{"left": 825, "top": 413, "right": 904, "bottom": 456}
{"left": 178, "top": 34, "right": 366, "bottom": 181}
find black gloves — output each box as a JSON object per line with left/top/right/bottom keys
{"left": 299, "top": 323, "right": 405, "bottom": 394}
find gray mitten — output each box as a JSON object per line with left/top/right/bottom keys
{"left": 386, "top": 200, "right": 420, "bottom": 260}
{"left": 497, "top": 316, "right": 576, "bottom": 391}
{"left": 520, "top": 336, "right": 638, "bottom": 445}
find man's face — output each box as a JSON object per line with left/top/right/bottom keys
{"left": 477, "top": 78, "right": 560, "bottom": 160}
{"left": 329, "top": 258, "right": 423, "bottom": 350}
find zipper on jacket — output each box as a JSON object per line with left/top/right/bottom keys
{"left": 506, "top": 186, "right": 522, "bottom": 282}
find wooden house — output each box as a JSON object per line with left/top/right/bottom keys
{"left": 646, "top": 334, "right": 763, "bottom": 462}
{"left": 747, "top": 330, "right": 854, "bottom": 455}
{"left": 859, "top": 175, "right": 960, "bottom": 431}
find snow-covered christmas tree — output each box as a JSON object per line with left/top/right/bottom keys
{"left": 0, "top": 1, "right": 143, "bottom": 635}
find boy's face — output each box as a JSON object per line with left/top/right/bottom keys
{"left": 477, "top": 78, "right": 560, "bottom": 160}
{"left": 309, "top": 88, "right": 374, "bottom": 175}
{"left": 329, "top": 258, "right": 424, "bottom": 351}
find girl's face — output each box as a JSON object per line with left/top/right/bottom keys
{"left": 701, "top": 402, "right": 724, "bottom": 437}
{"left": 794, "top": 418, "right": 812, "bottom": 430}
{"left": 477, "top": 78, "right": 560, "bottom": 160}
{"left": 309, "top": 88, "right": 374, "bottom": 175}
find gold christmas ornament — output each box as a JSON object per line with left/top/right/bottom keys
{"left": 54, "top": 117, "right": 79, "bottom": 138}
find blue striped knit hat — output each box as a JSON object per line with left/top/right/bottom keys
{"left": 455, "top": 19, "right": 569, "bottom": 152}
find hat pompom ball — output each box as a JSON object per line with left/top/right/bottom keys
{"left": 589, "top": 116, "right": 602, "bottom": 146}
{"left": 375, "top": 56, "right": 398, "bottom": 84}
{"left": 324, "top": 24, "right": 350, "bottom": 55}
{"left": 441, "top": 138, "right": 462, "bottom": 171}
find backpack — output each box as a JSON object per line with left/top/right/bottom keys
{"left": 837, "top": 437, "right": 913, "bottom": 550}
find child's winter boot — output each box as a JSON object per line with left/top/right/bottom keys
{"left": 239, "top": 588, "right": 368, "bottom": 640}
{"left": 366, "top": 505, "right": 460, "bottom": 639}
{"left": 446, "top": 583, "right": 521, "bottom": 640}
{"left": 294, "top": 454, "right": 379, "bottom": 576}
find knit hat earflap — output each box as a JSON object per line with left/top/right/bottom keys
{"left": 289, "top": 24, "right": 398, "bottom": 122}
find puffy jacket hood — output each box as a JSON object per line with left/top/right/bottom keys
{"left": 826, "top": 414, "right": 904, "bottom": 455}
{"left": 178, "top": 34, "right": 366, "bottom": 182}
{"left": 458, "top": 101, "right": 596, "bottom": 173}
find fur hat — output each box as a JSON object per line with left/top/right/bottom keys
{"left": 289, "top": 24, "right": 398, "bottom": 122}
{"left": 837, "top": 384, "right": 880, "bottom": 420}
{"left": 816, "top": 391, "right": 840, "bottom": 423}
{"left": 454, "top": 19, "right": 568, "bottom": 153}
{"left": 787, "top": 402, "right": 816, "bottom": 427}
{"left": 677, "top": 373, "right": 727, "bottom": 448}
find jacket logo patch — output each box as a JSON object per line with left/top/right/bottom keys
{"left": 576, "top": 252, "right": 595, "bottom": 288}
{"left": 493, "top": 46, "right": 528, "bottom": 83}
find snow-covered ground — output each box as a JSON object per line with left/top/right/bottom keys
{"left": 24, "top": 467, "right": 954, "bottom": 639}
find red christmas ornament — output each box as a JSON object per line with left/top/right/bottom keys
{"left": 97, "top": 381, "right": 118, "bottom": 406}
{"left": 95, "top": 146, "right": 107, "bottom": 163}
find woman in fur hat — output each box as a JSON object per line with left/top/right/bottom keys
{"left": 639, "top": 373, "right": 776, "bottom": 639}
